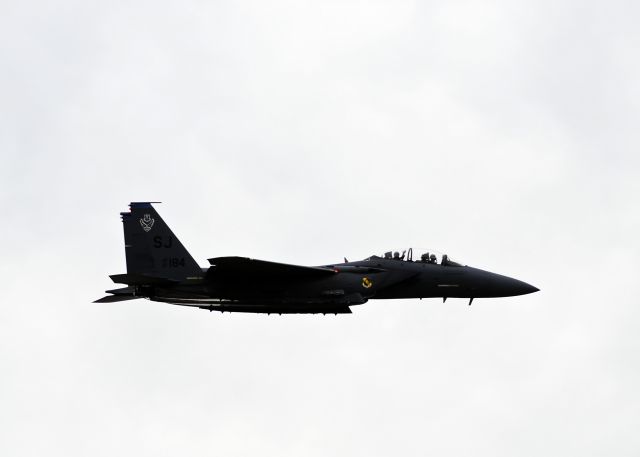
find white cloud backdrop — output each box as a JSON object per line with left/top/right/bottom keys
{"left": 1, "top": 0, "right": 639, "bottom": 455}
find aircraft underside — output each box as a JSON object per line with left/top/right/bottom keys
{"left": 150, "top": 294, "right": 366, "bottom": 314}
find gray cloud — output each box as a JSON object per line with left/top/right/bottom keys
{"left": 1, "top": 0, "right": 639, "bottom": 455}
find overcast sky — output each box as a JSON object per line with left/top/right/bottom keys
{"left": 1, "top": 0, "right": 639, "bottom": 455}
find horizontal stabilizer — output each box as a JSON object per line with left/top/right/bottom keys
{"left": 207, "top": 257, "right": 337, "bottom": 278}
{"left": 110, "top": 273, "right": 180, "bottom": 286}
{"left": 105, "top": 286, "right": 136, "bottom": 295}
{"left": 93, "top": 295, "right": 140, "bottom": 303}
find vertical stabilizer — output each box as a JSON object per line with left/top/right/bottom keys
{"left": 120, "top": 202, "right": 201, "bottom": 280}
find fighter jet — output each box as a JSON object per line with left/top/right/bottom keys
{"left": 94, "top": 202, "right": 539, "bottom": 314}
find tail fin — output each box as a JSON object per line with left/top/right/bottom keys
{"left": 120, "top": 202, "right": 202, "bottom": 281}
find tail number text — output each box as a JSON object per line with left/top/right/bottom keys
{"left": 162, "top": 257, "right": 185, "bottom": 268}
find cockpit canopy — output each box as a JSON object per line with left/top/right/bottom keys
{"left": 367, "top": 247, "right": 464, "bottom": 267}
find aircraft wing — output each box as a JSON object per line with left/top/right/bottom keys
{"left": 207, "top": 256, "right": 337, "bottom": 279}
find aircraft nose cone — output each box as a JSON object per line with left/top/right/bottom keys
{"left": 508, "top": 279, "right": 539, "bottom": 296}
{"left": 491, "top": 274, "right": 539, "bottom": 296}
{"left": 467, "top": 267, "right": 539, "bottom": 297}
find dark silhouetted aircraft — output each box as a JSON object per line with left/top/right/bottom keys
{"left": 94, "top": 202, "right": 539, "bottom": 314}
